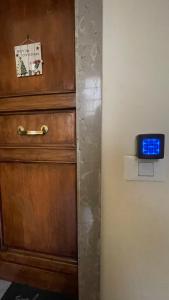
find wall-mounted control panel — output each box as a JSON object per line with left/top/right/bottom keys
{"left": 124, "top": 134, "right": 167, "bottom": 182}
{"left": 137, "top": 134, "right": 165, "bottom": 159}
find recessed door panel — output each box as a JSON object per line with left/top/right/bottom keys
{"left": 0, "top": 163, "right": 77, "bottom": 259}
{"left": 0, "top": 0, "right": 75, "bottom": 97}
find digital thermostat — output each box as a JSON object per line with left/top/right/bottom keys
{"left": 137, "top": 134, "right": 165, "bottom": 159}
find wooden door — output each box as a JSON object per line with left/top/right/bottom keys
{"left": 0, "top": 1, "right": 77, "bottom": 298}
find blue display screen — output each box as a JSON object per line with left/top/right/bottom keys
{"left": 137, "top": 134, "right": 164, "bottom": 159}
{"left": 142, "top": 138, "right": 161, "bottom": 156}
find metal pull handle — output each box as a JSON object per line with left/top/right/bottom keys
{"left": 17, "top": 125, "right": 48, "bottom": 136}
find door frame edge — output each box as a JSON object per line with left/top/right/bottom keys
{"left": 75, "top": 0, "right": 102, "bottom": 299}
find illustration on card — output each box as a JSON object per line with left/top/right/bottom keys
{"left": 15, "top": 42, "right": 43, "bottom": 77}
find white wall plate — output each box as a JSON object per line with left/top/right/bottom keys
{"left": 124, "top": 156, "right": 168, "bottom": 182}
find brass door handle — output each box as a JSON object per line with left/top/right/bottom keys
{"left": 17, "top": 125, "right": 48, "bottom": 136}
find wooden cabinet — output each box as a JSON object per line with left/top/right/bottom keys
{"left": 0, "top": 0, "right": 77, "bottom": 298}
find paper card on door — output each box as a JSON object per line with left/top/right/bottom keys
{"left": 14, "top": 42, "right": 43, "bottom": 77}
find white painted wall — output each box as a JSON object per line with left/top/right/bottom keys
{"left": 102, "top": 1, "right": 169, "bottom": 300}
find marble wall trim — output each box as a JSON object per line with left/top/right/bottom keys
{"left": 75, "top": 0, "right": 102, "bottom": 299}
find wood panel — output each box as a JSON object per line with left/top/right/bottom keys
{"left": 0, "top": 0, "right": 75, "bottom": 97}
{"left": 0, "top": 261, "right": 78, "bottom": 298}
{"left": 0, "top": 249, "right": 77, "bottom": 274}
{"left": 0, "top": 94, "right": 76, "bottom": 112}
{"left": 0, "top": 148, "right": 76, "bottom": 163}
{"left": 0, "top": 111, "right": 76, "bottom": 146}
{"left": 0, "top": 163, "right": 77, "bottom": 258}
